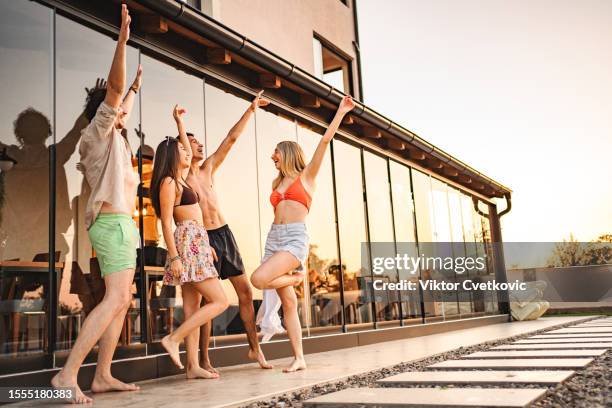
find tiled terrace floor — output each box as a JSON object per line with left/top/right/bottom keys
{"left": 14, "top": 315, "right": 593, "bottom": 407}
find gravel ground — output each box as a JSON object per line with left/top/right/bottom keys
{"left": 242, "top": 316, "right": 611, "bottom": 408}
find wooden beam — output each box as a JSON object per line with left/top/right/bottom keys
{"left": 483, "top": 187, "right": 496, "bottom": 196}
{"left": 139, "top": 15, "right": 168, "bottom": 34}
{"left": 425, "top": 158, "right": 443, "bottom": 169}
{"left": 407, "top": 148, "right": 426, "bottom": 161}
{"left": 472, "top": 181, "right": 486, "bottom": 190}
{"left": 299, "top": 94, "right": 320, "bottom": 108}
{"left": 362, "top": 126, "right": 382, "bottom": 139}
{"left": 259, "top": 73, "right": 281, "bottom": 89}
{"left": 457, "top": 174, "right": 472, "bottom": 184}
{"left": 342, "top": 115, "right": 354, "bottom": 125}
{"left": 385, "top": 138, "right": 405, "bottom": 151}
{"left": 206, "top": 47, "right": 231, "bottom": 64}
{"left": 442, "top": 166, "right": 459, "bottom": 177}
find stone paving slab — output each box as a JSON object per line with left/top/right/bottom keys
{"left": 302, "top": 387, "right": 548, "bottom": 407}
{"left": 377, "top": 370, "right": 575, "bottom": 386}
{"left": 463, "top": 349, "right": 607, "bottom": 359}
{"left": 546, "top": 327, "right": 612, "bottom": 334}
{"left": 527, "top": 335, "right": 612, "bottom": 340}
{"left": 517, "top": 338, "right": 612, "bottom": 343}
{"left": 429, "top": 358, "right": 593, "bottom": 369}
{"left": 495, "top": 343, "right": 612, "bottom": 349}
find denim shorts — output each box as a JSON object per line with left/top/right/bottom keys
{"left": 262, "top": 223, "right": 309, "bottom": 271}
{"left": 88, "top": 213, "right": 139, "bottom": 276}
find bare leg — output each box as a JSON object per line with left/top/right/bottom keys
{"left": 183, "top": 284, "right": 218, "bottom": 379}
{"left": 277, "top": 286, "right": 306, "bottom": 373}
{"left": 161, "top": 278, "right": 228, "bottom": 369}
{"left": 91, "top": 272, "right": 140, "bottom": 392}
{"left": 250, "top": 252, "right": 306, "bottom": 372}
{"left": 250, "top": 251, "right": 300, "bottom": 290}
{"left": 198, "top": 319, "right": 217, "bottom": 374}
{"left": 229, "top": 274, "right": 272, "bottom": 369}
{"left": 51, "top": 269, "right": 134, "bottom": 403}
{"left": 265, "top": 272, "right": 304, "bottom": 289}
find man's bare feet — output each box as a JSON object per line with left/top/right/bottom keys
{"left": 283, "top": 357, "right": 306, "bottom": 373}
{"left": 51, "top": 371, "right": 92, "bottom": 404}
{"left": 247, "top": 347, "right": 273, "bottom": 369}
{"left": 186, "top": 365, "right": 220, "bottom": 379}
{"left": 161, "top": 335, "right": 184, "bottom": 369}
{"left": 201, "top": 359, "right": 219, "bottom": 374}
{"left": 90, "top": 374, "right": 140, "bottom": 393}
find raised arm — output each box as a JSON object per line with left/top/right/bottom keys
{"left": 120, "top": 64, "right": 142, "bottom": 123}
{"left": 204, "top": 90, "right": 269, "bottom": 172}
{"left": 303, "top": 95, "right": 356, "bottom": 182}
{"left": 104, "top": 4, "right": 130, "bottom": 109}
{"left": 173, "top": 104, "right": 192, "bottom": 178}
{"left": 159, "top": 178, "right": 182, "bottom": 277}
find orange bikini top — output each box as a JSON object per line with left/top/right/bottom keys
{"left": 270, "top": 176, "right": 312, "bottom": 212}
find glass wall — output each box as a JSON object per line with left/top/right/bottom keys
{"left": 0, "top": 0, "right": 53, "bottom": 357}
{"left": 140, "top": 54, "right": 205, "bottom": 342}
{"left": 388, "top": 161, "right": 421, "bottom": 321}
{"left": 55, "top": 14, "right": 142, "bottom": 351}
{"left": 204, "top": 84, "right": 260, "bottom": 339}
{"left": 363, "top": 151, "right": 400, "bottom": 324}
{"left": 297, "top": 124, "right": 341, "bottom": 332}
{"left": 0, "top": 0, "right": 507, "bottom": 373}
{"left": 332, "top": 141, "right": 372, "bottom": 326}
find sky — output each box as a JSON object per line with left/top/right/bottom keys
{"left": 357, "top": 0, "right": 612, "bottom": 242}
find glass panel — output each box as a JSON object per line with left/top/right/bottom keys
{"left": 140, "top": 54, "right": 205, "bottom": 341}
{"left": 411, "top": 170, "right": 440, "bottom": 319}
{"left": 363, "top": 151, "right": 400, "bottom": 323}
{"left": 430, "top": 178, "right": 459, "bottom": 319}
{"left": 332, "top": 141, "right": 372, "bottom": 325}
{"left": 447, "top": 187, "right": 471, "bottom": 316}
{"left": 0, "top": 0, "right": 52, "bottom": 356}
{"left": 203, "top": 84, "right": 260, "bottom": 339}
{"left": 54, "top": 15, "right": 142, "bottom": 351}
{"left": 389, "top": 161, "right": 421, "bottom": 320}
{"left": 296, "top": 124, "right": 341, "bottom": 332}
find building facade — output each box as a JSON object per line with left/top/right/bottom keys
{"left": 0, "top": 0, "right": 511, "bottom": 382}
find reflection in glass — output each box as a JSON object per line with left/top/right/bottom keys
{"left": 389, "top": 161, "right": 421, "bottom": 320}
{"left": 297, "top": 124, "right": 341, "bottom": 331}
{"left": 55, "top": 15, "right": 142, "bottom": 351}
{"left": 363, "top": 151, "right": 400, "bottom": 323}
{"left": 140, "top": 55, "right": 205, "bottom": 341}
{"left": 204, "top": 84, "right": 260, "bottom": 337}
{"left": 0, "top": 0, "right": 52, "bottom": 356}
{"left": 430, "top": 178, "right": 459, "bottom": 318}
{"left": 332, "top": 141, "right": 372, "bottom": 325}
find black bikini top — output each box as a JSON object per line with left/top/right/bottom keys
{"left": 174, "top": 182, "right": 200, "bottom": 207}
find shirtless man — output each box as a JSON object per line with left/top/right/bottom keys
{"left": 185, "top": 91, "right": 272, "bottom": 371}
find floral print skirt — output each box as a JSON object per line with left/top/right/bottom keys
{"left": 163, "top": 220, "right": 218, "bottom": 286}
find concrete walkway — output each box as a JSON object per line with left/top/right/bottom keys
{"left": 18, "top": 315, "right": 592, "bottom": 407}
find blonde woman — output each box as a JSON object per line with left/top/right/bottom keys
{"left": 250, "top": 95, "right": 356, "bottom": 372}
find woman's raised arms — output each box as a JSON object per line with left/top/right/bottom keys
{"left": 303, "top": 95, "right": 356, "bottom": 183}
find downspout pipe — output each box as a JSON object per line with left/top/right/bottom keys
{"left": 135, "top": 0, "right": 510, "bottom": 196}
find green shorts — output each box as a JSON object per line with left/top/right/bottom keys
{"left": 88, "top": 213, "right": 139, "bottom": 276}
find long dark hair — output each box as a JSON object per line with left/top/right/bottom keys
{"left": 150, "top": 137, "right": 182, "bottom": 218}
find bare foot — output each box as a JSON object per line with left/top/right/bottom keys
{"left": 186, "top": 365, "right": 220, "bottom": 379}
{"left": 51, "top": 371, "right": 92, "bottom": 404}
{"left": 90, "top": 374, "right": 140, "bottom": 393}
{"left": 283, "top": 358, "right": 306, "bottom": 373}
{"left": 247, "top": 347, "right": 273, "bottom": 369}
{"left": 291, "top": 272, "right": 304, "bottom": 286}
{"left": 161, "top": 335, "right": 184, "bottom": 369}
{"left": 201, "top": 360, "right": 219, "bottom": 374}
